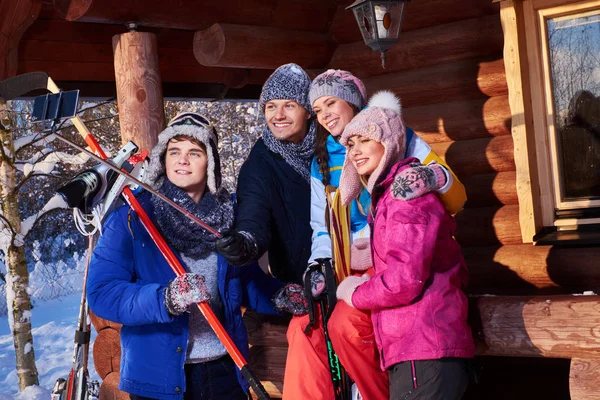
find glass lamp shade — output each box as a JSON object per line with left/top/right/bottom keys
{"left": 346, "top": 0, "right": 408, "bottom": 53}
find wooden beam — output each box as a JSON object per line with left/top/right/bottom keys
{"left": 405, "top": 95, "right": 511, "bottom": 143}
{"left": 473, "top": 295, "right": 600, "bottom": 359}
{"left": 242, "top": 294, "right": 600, "bottom": 390}
{"left": 500, "top": 0, "right": 542, "bottom": 243}
{"left": 430, "top": 135, "right": 515, "bottom": 178}
{"left": 113, "top": 32, "right": 165, "bottom": 152}
{"left": 364, "top": 57, "right": 507, "bottom": 108}
{"left": 193, "top": 24, "right": 335, "bottom": 70}
{"left": 52, "top": 0, "right": 335, "bottom": 32}
{"left": 455, "top": 204, "right": 523, "bottom": 247}
{"left": 329, "top": 14, "right": 503, "bottom": 78}
{"left": 329, "top": 0, "right": 500, "bottom": 44}
{"left": 462, "top": 171, "right": 518, "bottom": 207}
{"left": 570, "top": 359, "right": 600, "bottom": 400}
{"left": 0, "top": 0, "right": 42, "bottom": 80}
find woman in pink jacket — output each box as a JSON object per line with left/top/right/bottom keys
{"left": 335, "top": 90, "right": 474, "bottom": 400}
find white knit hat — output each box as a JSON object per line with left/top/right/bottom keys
{"left": 144, "top": 112, "right": 222, "bottom": 194}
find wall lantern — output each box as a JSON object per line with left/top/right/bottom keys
{"left": 346, "top": 0, "right": 409, "bottom": 68}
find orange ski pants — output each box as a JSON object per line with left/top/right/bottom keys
{"left": 282, "top": 300, "right": 389, "bottom": 400}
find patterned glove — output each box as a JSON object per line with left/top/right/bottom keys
{"left": 303, "top": 262, "right": 326, "bottom": 297}
{"left": 336, "top": 274, "right": 370, "bottom": 308}
{"left": 164, "top": 273, "right": 210, "bottom": 316}
{"left": 390, "top": 162, "right": 447, "bottom": 201}
{"left": 272, "top": 283, "right": 308, "bottom": 315}
{"left": 216, "top": 230, "right": 258, "bottom": 266}
{"left": 350, "top": 238, "right": 372, "bottom": 272}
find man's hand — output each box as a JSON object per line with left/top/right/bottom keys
{"left": 164, "top": 273, "right": 210, "bottom": 316}
{"left": 216, "top": 230, "right": 258, "bottom": 266}
{"left": 273, "top": 284, "right": 308, "bottom": 315}
{"left": 391, "top": 163, "right": 447, "bottom": 201}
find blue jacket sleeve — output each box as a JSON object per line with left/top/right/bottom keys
{"left": 87, "top": 209, "right": 173, "bottom": 326}
{"left": 240, "top": 263, "right": 284, "bottom": 316}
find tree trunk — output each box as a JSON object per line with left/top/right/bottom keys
{"left": 0, "top": 100, "right": 39, "bottom": 389}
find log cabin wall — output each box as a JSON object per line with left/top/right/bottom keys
{"left": 330, "top": 0, "right": 600, "bottom": 296}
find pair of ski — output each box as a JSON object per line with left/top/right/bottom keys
{"left": 0, "top": 72, "right": 271, "bottom": 400}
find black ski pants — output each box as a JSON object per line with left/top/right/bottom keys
{"left": 388, "top": 358, "right": 469, "bottom": 400}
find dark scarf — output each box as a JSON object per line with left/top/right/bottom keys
{"left": 262, "top": 119, "right": 317, "bottom": 183}
{"left": 152, "top": 179, "right": 234, "bottom": 260}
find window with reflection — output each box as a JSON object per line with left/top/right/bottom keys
{"left": 546, "top": 9, "right": 600, "bottom": 211}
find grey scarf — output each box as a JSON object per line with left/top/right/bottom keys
{"left": 152, "top": 179, "right": 234, "bottom": 259}
{"left": 262, "top": 120, "right": 317, "bottom": 183}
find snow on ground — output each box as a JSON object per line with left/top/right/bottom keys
{"left": 0, "top": 292, "right": 98, "bottom": 399}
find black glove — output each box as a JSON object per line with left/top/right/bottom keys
{"left": 272, "top": 284, "right": 308, "bottom": 315}
{"left": 216, "top": 230, "right": 258, "bottom": 266}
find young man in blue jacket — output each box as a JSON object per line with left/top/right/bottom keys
{"left": 87, "top": 112, "right": 307, "bottom": 400}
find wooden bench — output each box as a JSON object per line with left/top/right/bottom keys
{"left": 93, "top": 295, "right": 600, "bottom": 400}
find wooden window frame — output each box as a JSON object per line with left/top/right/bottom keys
{"left": 501, "top": 0, "right": 600, "bottom": 243}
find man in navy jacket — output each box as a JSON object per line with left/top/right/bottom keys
{"left": 217, "top": 64, "right": 316, "bottom": 284}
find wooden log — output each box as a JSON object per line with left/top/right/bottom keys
{"left": 52, "top": 0, "right": 335, "bottom": 32}
{"left": 18, "top": 38, "right": 258, "bottom": 87}
{"left": 405, "top": 96, "right": 511, "bottom": 143}
{"left": 0, "top": 0, "right": 42, "bottom": 80}
{"left": 569, "top": 358, "right": 600, "bottom": 400}
{"left": 93, "top": 327, "right": 121, "bottom": 380}
{"left": 464, "top": 244, "right": 600, "bottom": 294}
{"left": 473, "top": 295, "right": 600, "bottom": 359}
{"left": 113, "top": 32, "right": 165, "bottom": 152}
{"left": 194, "top": 24, "right": 334, "bottom": 70}
{"left": 455, "top": 204, "right": 523, "bottom": 247}
{"left": 430, "top": 135, "right": 515, "bottom": 178}
{"left": 89, "top": 310, "right": 121, "bottom": 333}
{"left": 462, "top": 171, "right": 518, "bottom": 208}
{"left": 329, "top": 0, "right": 500, "bottom": 44}
{"left": 365, "top": 57, "right": 507, "bottom": 108}
{"left": 329, "top": 14, "right": 503, "bottom": 78}
{"left": 244, "top": 311, "right": 290, "bottom": 348}
{"left": 248, "top": 345, "right": 287, "bottom": 382}
{"left": 99, "top": 372, "right": 130, "bottom": 400}
{"left": 249, "top": 381, "right": 283, "bottom": 400}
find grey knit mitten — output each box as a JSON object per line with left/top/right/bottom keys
{"left": 164, "top": 273, "right": 210, "bottom": 316}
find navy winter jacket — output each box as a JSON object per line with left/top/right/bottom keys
{"left": 234, "top": 138, "right": 312, "bottom": 284}
{"left": 87, "top": 193, "right": 283, "bottom": 399}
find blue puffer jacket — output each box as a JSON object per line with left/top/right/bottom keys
{"left": 87, "top": 193, "right": 283, "bottom": 399}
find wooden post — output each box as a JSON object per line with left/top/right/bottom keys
{"left": 113, "top": 31, "right": 165, "bottom": 152}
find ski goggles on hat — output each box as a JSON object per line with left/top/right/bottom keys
{"left": 168, "top": 112, "right": 214, "bottom": 131}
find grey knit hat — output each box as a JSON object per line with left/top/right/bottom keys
{"left": 144, "top": 112, "right": 222, "bottom": 194}
{"left": 259, "top": 63, "right": 312, "bottom": 114}
{"left": 309, "top": 69, "right": 367, "bottom": 110}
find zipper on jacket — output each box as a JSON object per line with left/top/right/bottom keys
{"left": 411, "top": 360, "right": 418, "bottom": 389}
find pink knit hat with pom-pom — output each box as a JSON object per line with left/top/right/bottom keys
{"left": 339, "top": 90, "right": 406, "bottom": 206}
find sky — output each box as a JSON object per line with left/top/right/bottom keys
{"left": 0, "top": 292, "right": 99, "bottom": 399}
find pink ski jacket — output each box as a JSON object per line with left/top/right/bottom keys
{"left": 352, "top": 158, "right": 474, "bottom": 370}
